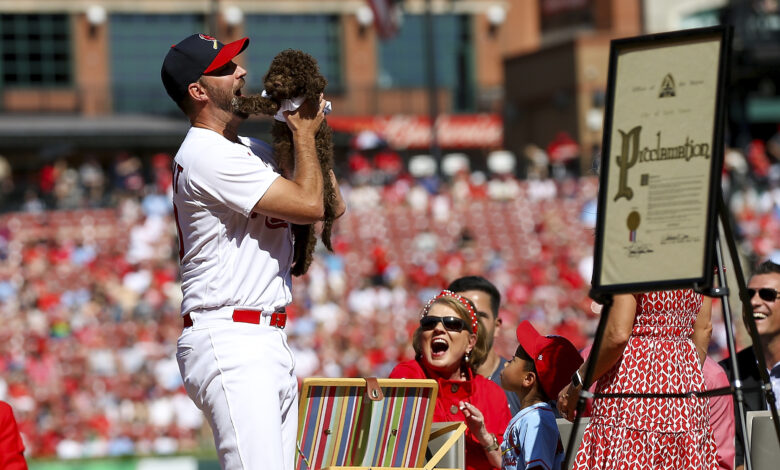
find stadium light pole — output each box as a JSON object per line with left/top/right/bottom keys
{"left": 424, "top": 0, "right": 441, "bottom": 162}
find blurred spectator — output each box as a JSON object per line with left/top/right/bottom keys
{"left": 53, "top": 166, "right": 83, "bottom": 209}
{"left": 347, "top": 151, "right": 372, "bottom": 185}
{"left": 79, "top": 159, "right": 106, "bottom": 207}
{"left": 546, "top": 131, "right": 580, "bottom": 179}
{"left": 747, "top": 139, "right": 772, "bottom": 186}
{"left": 38, "top": 159, "right": 64, "bottom": 206}
{"left": 524, "top": 144, "right": 549, "bottom": 180}
{"left": 373, "top": 147, "right": 403, "bottom": 184}
{"left": 112, "top": 153, "right": 145, "bottom": 193}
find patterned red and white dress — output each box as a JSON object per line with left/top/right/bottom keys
{"left": 573, "top": 289, "right": 719, "bottom": 469}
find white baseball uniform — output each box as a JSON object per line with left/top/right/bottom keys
{"left": 172, "top": 126, "right": 298, "bottom": 470}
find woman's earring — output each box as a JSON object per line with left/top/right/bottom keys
{"left": 464, "top": 351, "right": 471, "bottom": 363}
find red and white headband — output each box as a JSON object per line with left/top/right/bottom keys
{"left": 422, "top": 290, "right": 479, "bottom": 334}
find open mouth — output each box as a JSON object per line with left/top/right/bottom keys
{"left": 754, "top": 312, "right": 768, "bottom": 321}
{"left": 431, "top": 338, "right": 449, "bottom": 357}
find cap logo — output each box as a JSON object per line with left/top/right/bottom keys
{"left": 538, "top": 354, "right": 543, "bottom": 360}
{"left": 198, "top": 34, "right": 219, "bottom": 49}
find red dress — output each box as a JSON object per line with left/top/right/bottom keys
{"left": 574, "top": 290, "right": 719, "bottom": 469}
{"left": 390, "top": 359, "right": 511, "bottom": 470}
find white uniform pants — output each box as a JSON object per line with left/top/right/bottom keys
{"left": 177, "top": 309, "right": 298, "bottom": 470}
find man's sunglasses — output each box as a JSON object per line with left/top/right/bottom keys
{"left": 420, "top": 316, "right": 471, "bottom": 333}
{"left": 748, "top": 288, "right": 779, "bottom": 302}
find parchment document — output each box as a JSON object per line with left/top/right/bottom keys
{"left": 599, "top": 35, "right": 722, "bottom": 286}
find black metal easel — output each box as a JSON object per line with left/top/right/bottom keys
{"left": 562, "top": 195, "right": 780, "bottom": 470}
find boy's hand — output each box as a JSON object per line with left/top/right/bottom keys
{"left": 461, "top": 401, "right": 502, "bottom": 468}
{"left": 459, "top": 401, "right": 490, "bottom": 443}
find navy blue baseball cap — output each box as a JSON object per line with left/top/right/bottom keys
{"left": 161, "top": 33, "right": 249, "bottom": 103}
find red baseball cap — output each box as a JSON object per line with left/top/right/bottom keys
{"left": 516, "top": 321, "right": 584, "bottom": 399}
{"left": 161, "top": 33, "right": 249, "bottom": 103}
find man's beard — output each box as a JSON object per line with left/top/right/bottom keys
{"left": 201, "top": 80, "right": 248, "bottom": 119}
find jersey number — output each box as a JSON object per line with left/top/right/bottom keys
{"left": 251, "top": 212, "right": 287, "bottom": 230}
{"left": 265, "top": 217, "right": 288, "bottom": 229}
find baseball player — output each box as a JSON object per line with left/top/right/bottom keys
{"left": 161, "top": 34, "right": 345, "bottom": 470}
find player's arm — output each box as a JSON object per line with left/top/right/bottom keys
{"left": 691, "top": 296, "right": 712, "bottom": 367}
{"left": 328, "top": 169, "right": 346, "bottom": 219}
{"left": 253, "top": 97, "right": 326, "bottom": 224}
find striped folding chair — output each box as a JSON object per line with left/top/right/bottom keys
{"left": 296, "top": 378, "right": 464, "bottom": 470}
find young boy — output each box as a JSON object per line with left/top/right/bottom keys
{"left": 500, "top": 321, "right": 583, "bottom": 470}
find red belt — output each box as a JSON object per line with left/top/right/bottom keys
{"left": 182, "top": 308, "right": 287, "bottom": 329}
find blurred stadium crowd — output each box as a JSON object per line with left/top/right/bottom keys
{"left": 0, "top": 130, "right": 778, "bottom": 459}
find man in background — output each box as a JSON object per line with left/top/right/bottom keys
{"left": 719, "top": 260, "right": 780, "bottom": 469}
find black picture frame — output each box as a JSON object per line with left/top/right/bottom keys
{"left": 591, "top": 26, "right": 731, "bottom": 294}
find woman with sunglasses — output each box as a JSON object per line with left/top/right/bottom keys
{"left": 390, "top": 290, "right": 511, "bottom": 470}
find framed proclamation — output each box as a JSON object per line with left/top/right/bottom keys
{"left": 591, "top": 26, "right": 731, "bottom": 293}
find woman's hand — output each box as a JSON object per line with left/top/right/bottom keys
{"left": 557, "top": 383, "right": 581, "bottom": 422}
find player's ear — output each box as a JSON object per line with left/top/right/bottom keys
{"left": 188, "top": 81, "right": 208, "bottom": 102}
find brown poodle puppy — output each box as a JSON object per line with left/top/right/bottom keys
{"left": 232, "top": 49, "right": 336, "bottom": 277}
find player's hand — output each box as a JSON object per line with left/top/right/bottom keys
{"left": 557, "top": 383, "right": 580, "bottom": 422}
{"left": 284, "top": 93, "right": 326, "bottom": 136}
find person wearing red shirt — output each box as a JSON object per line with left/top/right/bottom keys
{"left": 0, "top": 401, "right": 27, "bottom": 470}
{"left": 390, "top": 290, "right": 511, "bottom": 470}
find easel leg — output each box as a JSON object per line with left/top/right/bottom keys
{"left": 713, "top": 234, "right": 753, "bottom": 470}
{"left": 562, "top": 291, "right": 613, "bottom": 470}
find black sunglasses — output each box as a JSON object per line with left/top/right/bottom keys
{"left": 747, "top": 288, "right": 779, "bottom": 302}
{"left": 420, "top": 316, "right": 470, "bottom": 333}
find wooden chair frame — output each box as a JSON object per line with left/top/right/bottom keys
{"left": 296, "top": 378, "right": 465, "bottom": 470}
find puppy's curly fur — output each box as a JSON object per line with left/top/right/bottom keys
{"left": 232, "top": 49, "right": 336, "bottom": 277}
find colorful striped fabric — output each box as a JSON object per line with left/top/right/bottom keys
{"left": 296, "top": 379, "right": 437, "bottom": 470}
